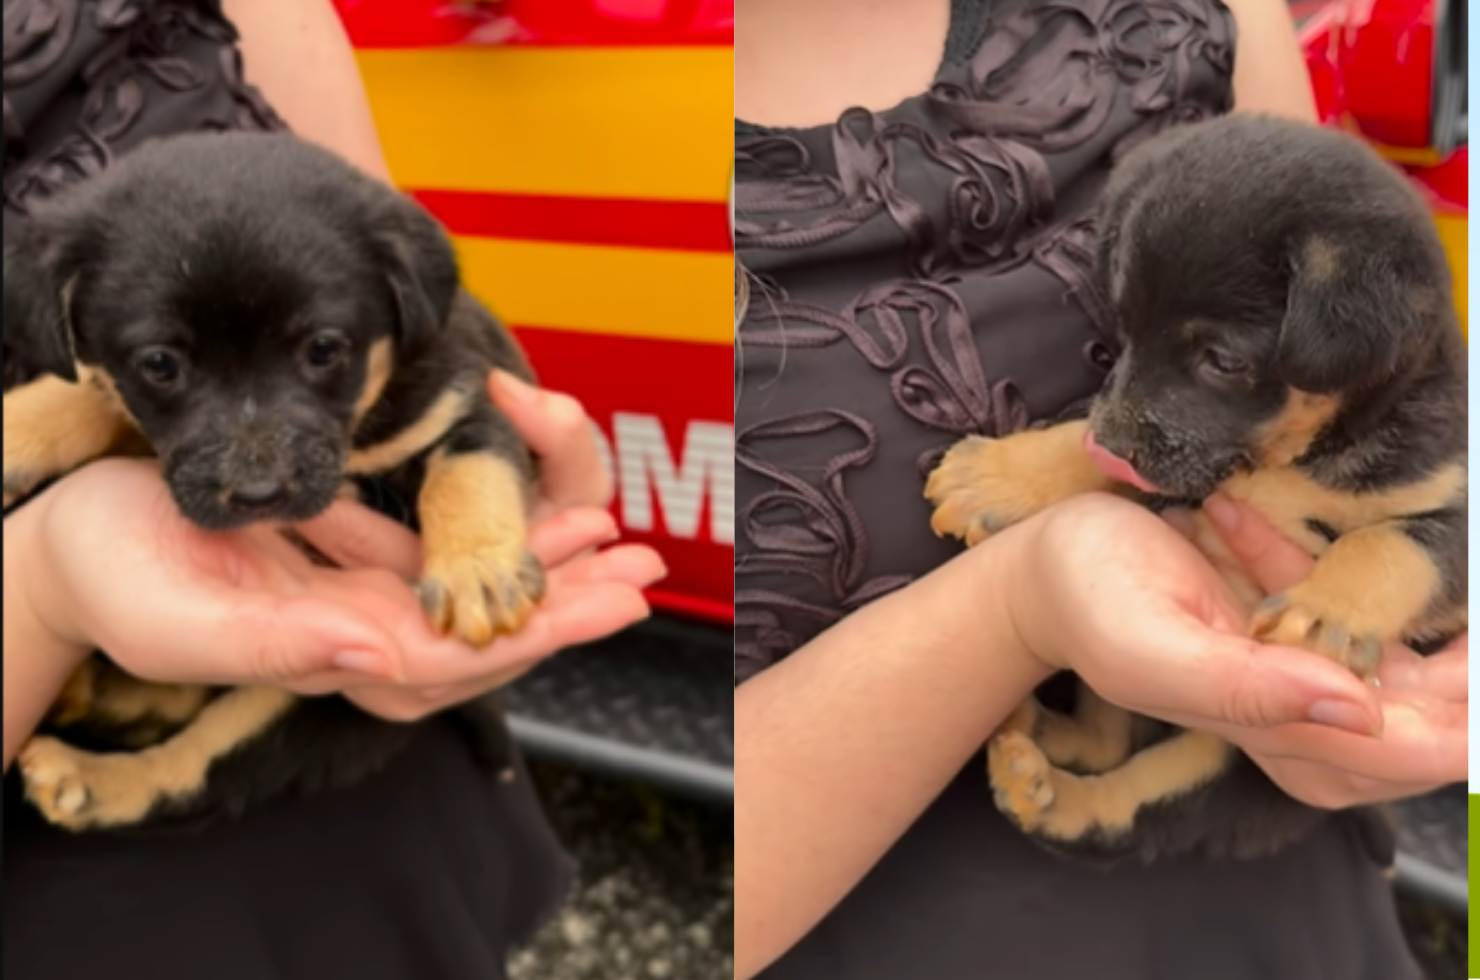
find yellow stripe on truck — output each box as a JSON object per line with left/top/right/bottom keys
{"left": 354, "top": 48, "right": 733, "bottom": 203}
{"left": 453, "top": 236, "right": 733, "bottom": 344}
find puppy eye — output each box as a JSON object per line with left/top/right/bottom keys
{"left": 303, "top": 331, "right": 351, "bottom": 371}
{"left": 1200, "top": 347, "right": 1249, "bottom": 378}
{"left": 134, "top": 348, "right": 185, "bottom": 388}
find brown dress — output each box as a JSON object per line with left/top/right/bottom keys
{"left": 3, "top": 4, "right": 572, "bottom": 977}
{"left": 734, "top": 1, "right": 1421, "bottom": 976}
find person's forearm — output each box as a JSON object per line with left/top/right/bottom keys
{"left": 735, "top": 526, "right": 1051, "bottom": 979}
{"left": 4, "top": 505, "right": 89, "bottom": 771}
{"left": 225, "top": 0, "right": 393, "bottom": 182}
{"left": 1223, "top": 0, "right": 1319, "bottom": 123}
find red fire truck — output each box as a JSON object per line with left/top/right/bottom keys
{"left": 331, "top": 0, "right": 735, "bottom": 803}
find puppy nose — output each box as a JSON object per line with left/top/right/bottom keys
{"left": 229, "top": 478, "right": 287, "bottom": 508}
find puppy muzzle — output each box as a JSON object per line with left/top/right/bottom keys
{"left": 163, "top": 429, "right": 345, "bottom": 530}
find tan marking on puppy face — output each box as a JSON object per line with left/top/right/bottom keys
{"left": 1251, "top": 522, "right": 1443, "bottom": 675}
{"left": 3, "top": 371, "right": 139, "bottom": 507}
{"left": 926, "top": 420, "right": 1131, "bottom": 546}
{"left": 352, "top": 339, "right": 394, "bottom": 425}
{"left": 1253, "top": 389, "right": 1340, "bottom": 469}
{"left": 1302, "top": 237, "right": 1342, "bottom": 283}
{"left": 988, "top": 728, "right": 1232, "bottom": 842}
{"left": 18, "top": 686, "right": 295, "bottom": 831}
{"left": 418, "top": 450, "right": 544, "bottom": 646}
{"left": 344, "top": 387, "right": 469, "bottom": 475}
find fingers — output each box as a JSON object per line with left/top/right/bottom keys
{"left": 295, "top": 498, "right": 423, "bottom": 578}
{"left": 1129, "top": 623, "right": 1383, "bottom": 736}
{"left": 528, "top": 507, "right": 620, "bottom": 568}
{"left": 546, "top": 542, "right": 667, "bottom": 590}
{"left": 1202, "top": 493, "right": 1314, "bottom": 594}
{"left": 489, "top": 370, "right": 614, "bottom": 511}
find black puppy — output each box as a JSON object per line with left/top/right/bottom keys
{"left": 4, "top": 131, "right": 546, "bottom": 832}
{"left": 925, "top": 114, "right": 1467, "bottom": 865}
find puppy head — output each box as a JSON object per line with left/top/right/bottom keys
{"left": 1088, "top": 115, "right": 1453, "bottom": 499}
{"left": 4, "top": 132, "right": 460, "bottom": 529}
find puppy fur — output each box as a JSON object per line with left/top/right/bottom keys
{"left": 4, "top": 132, "right": 542, "bottom": 832}
{"left": 926, "top": 114, "right": 1467, "bottom": 866}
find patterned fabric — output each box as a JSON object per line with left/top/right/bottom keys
{"left": 3, "top": 0, "right": 281, "bottom": 214}
{"left": 734, "top": 2, "right": 1422, "bottom": 977}
{"left": 735, "top": 0, "right": 1233, "bottom": 684}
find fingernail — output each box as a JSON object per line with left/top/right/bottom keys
{"left": 1306, "top": 699, "right": 1380, "bottom": 737}
{"left": 491, "top": 369, "right": 537, "bottom": 405}
{"left": 1203, "top": 493, "right": 1240, "bottom": 534}
{"left": 332, "top": 650, "right": 396, "bottom": 679}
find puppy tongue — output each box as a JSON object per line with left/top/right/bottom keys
{"left": 1083, "top": 430, "right": 1162, "bottom": 494}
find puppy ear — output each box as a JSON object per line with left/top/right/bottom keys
{"left": 374, "top": 200, "right": 460, "bottom": 348}
{"left": 3, "top": 223, "right": 82, "bottom": 383}
{"left": 1276, "top": 235, "right": 1436, "bottom": 393}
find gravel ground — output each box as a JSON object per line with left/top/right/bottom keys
{"left": 1398, "top": 893, "right": 1466, "bottom": 980}
{"left": 509, "top": 762, "right": 1462, "bottom": 980}
{"left": 509, "top": 763, "right": 733, "bottom": 980}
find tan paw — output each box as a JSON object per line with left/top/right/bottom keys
{"left": 19, "top": 738, "right": 100, "bottom": 831}
{"left": 987, "top": 730, "right": 1057, "bottom": 831}
{"left": 1250, "top": 587, "right": 1383, "bottom": 680}
{"left": 925, "top": 436, "right": 1043, "bottom": 546}
{"left": 419, "top": 544, "right": 546, "bottom": 647}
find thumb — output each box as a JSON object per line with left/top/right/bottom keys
{"left": 488, "top": 370, "right": 613, "bottom": 510}
{"left": 228, "top": 594, "right": 407, "bottom": 689}
{"left": 112, "top": 588, "right": 405, "bottom": 689}
{"left": 1202, "top": 493, "right": 1314, "bottom": 595}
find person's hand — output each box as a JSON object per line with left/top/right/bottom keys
{"left": 1190, "top": 493, "right": 1465, "bottom": 807}
{"left": 19, "top": 457, "right": 407, "bottom": 692}
{"left": 488, "top": 369, "right": 614, "bottom": 519}
{"left": 992, "top": 492, "right": 1384, "bottom": 738}
{"left": 288, "top": 370, "right": 664, "bottom": 720}
{"left": 18, "top": 373, "right": 665, "bottom": 717}
{"left": 294, "top": 486, "right": 663, "bottom": 721}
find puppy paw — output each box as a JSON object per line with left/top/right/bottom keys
{"left": 926, "top": 436, "right": 1041, "bottom": 545}
{"left": 18, "top": 738, "right": 94, "bottom": 828}
{"left": 987, "top": 730, "right": 1057, "bottom": 831}
{"left": 1251, "top": 589, "right": 1384, "bottom": 680}
{"left": 420, "top": 543, "right": 547, "bottom": 647}
{"left": 2, "top": 468, "right": 40, "bottom": 509}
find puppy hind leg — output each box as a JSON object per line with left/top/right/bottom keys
{"left": 18, "top": 687, "right": 296, "bottom": 831}
{"left": 989, "top": 728, "right": 1233, "bottom": 849}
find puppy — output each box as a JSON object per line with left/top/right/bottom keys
{"left": 925, "top": 114, "right": 1467, "bottom": 865}
{"left": 3, "top": 131, "right": 546, "bottom": 832}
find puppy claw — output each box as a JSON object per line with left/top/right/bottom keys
{"left": 3, "top": 470, "right": 38, "bottom": 509}
{"left": 1251, "top": 589, "right": 1384, "bottom": 681}
{"left": 987, "top": 730, "right": 1056, "bottom": 830}
{"left": 420, "top": 548, "right": 546, "bottom": 647}
{"left": 925, "top": 436, "right": 1034, "bottom": 546}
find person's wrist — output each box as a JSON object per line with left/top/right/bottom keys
{"left": 959, "top": 521, "right": 1059, "bottom": 685}
{"left": 6, "top": 489, "right": 93, "bottom": 653}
